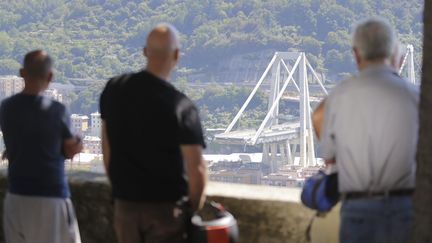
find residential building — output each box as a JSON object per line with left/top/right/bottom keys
{"left": 71, "top": 114, "right": 89, "bottom": 134}
{"left": 44, "top": 88, "right": 63, "bottom": 103}
{"left": 0, "top": 76, "right": 24, "bottom": 98}
{"left": 90, "top": 112, "right": 102, "bottom": 137}
{"left": 83, "top": 136, "right": 102, "bottom": 154}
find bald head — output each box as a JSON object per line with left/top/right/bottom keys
{"left": 144, "top": 24, "right": 181, "bottom": 80}
{"left": 22, "top": 50, "right": 53, "bottom": 80}
{"left": 144, "top": 23, "right": 180, "bottom": 60}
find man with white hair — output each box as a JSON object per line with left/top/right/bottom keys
{"left": 317, "top": 17, "right": 418, "bottom": 243}
{"left": 100, "top": 23, "right": 207, "bottom": 243}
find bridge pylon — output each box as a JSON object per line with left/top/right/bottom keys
{"left": 399, "top": 44, "right": 416, "bottom": 84}
{"left": 217, "top": 52, "right": 328, "bottom": 171}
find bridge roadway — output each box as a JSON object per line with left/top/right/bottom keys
{"left": 214, "top": 121, "right": 300, "bottom": 145}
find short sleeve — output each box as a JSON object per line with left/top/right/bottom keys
{"left": 320, "top": 98, "right": 336, "bottom": 160}
{"left": 61, "top": 106, "right": 73, "bottom": 139}
{"left": 177, "top": 98, "right": 206, "bottom": 148}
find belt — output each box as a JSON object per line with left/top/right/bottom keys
{"left": 344, "top": 189, "right": 414, "bottom": 200}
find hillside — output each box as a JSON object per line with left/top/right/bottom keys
{"left": 0, "top": 0, "right": 423, "bottom": 83}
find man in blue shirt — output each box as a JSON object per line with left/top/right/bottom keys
{"left": 0, "top": 50, "right": 83, "bottom": 243}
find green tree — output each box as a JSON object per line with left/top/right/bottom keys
{"left": 0, "top": 59, "right": 20, "bottom": 75}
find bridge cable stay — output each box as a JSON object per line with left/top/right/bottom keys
{"left": 224, "top": 54, "right": 278, "bottom": 133}
{"left": 280, "top": 59, "right": 300, "bottom": 92}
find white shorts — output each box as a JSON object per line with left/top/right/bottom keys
{"left": 3, "top": 193, "right": 81, "bottom": 243}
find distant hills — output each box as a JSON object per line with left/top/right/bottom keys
{"left": 0, "top": 0, "right": 423, "bottom": 83}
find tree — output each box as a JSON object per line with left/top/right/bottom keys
{"left": 0, "top": 32, "right": 13, "bottom": 56}
{"left": 0, "top": 0, "right": 425, "bottom": 82}
{"left": 0, "top": 59, "right": 20, "bottom": 75}
{"left": 412, "top": 0, "right": 432, "bottom": 242}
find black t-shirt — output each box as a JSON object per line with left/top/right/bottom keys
{"left": 100, "top": 70, "right": 205, "bottom": 202}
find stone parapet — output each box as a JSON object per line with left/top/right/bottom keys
{"left": 0, "top": 171, "right": 316, "bottom": 243}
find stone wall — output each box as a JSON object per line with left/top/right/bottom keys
{"left": 0, "top": 174, "right": 5, "bottom": 242}
{"left": 206, "top": 181, "right": 314, "bottom": 243}
{"left": 68, "top": 172, "right": 116, "bottom": 243}
{"left": 0, "top": 172, "right": 315, "bottom": 243}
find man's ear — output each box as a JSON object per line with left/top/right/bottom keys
{"left": 19, "top": 68, "right": 25, "bottom": 78}
{"left": 143, "top": 47, "right": 148, "bottom": 58}
{"left": 390, "top": 44, "right": 401, "bottom": 71}
{"left": 352, "top": 47, "right": 362, "bottom": 69}
{"left": 174, "top": 49, "right": 179, "bottom": 62}
{"left": 47, "top": 71, "right": 53, "bottom": 83}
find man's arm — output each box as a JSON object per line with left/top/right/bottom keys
{"left": 312, "top": 99, "right": 336, "bottom": 165}
{"left": 181, "top": 144, "right": 207, "bottom": 211}
{"left": 312, "top": 99, "right": 325, "bottom": 140}
{"left": 61, "top": 106, "right": 82, "bottom": 159}
{"left": 63, "top": 136, "right": 83, "bottom": 159}
{"left": 101, "top": 120, "right": 110, "bottom": 175}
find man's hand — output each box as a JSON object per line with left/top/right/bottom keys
{"left": 63, "top": 136, "right": 83, "bottom": 159}
{"left": 181, "top": 145, "right": 207, "bottom": 211}
{"left": 325, "top": 158, "right": 336, "bottom": 165}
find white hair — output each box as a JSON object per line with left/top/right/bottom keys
{"left": 352, "top": 17, "right": 397, "bottom": 61}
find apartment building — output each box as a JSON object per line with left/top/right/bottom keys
{"left": 0, "top": 76, "right": 24, "bottom": 98}
{"left": 83, "top": 136, "right": 102, "bottom": 154}
{"left": 90, "top": 112, "right": 101, "bottom": 137}
{"left": 71, "top": 114, "right": 89, "bottom": 134}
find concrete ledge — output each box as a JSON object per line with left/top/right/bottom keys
{"left": 207, "top": 182, "right": 313, "bottom": 243}
{"left": 207, "top": 181, "right": 302, "bottom": 202}
{"left": 0, "top": 172, "right": 315, "bottom": 243}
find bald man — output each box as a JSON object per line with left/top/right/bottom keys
{"left": 100, "top": 24, "right": 207, "bottom": 243}
{"left": 0, "top": 50, "right": 82, "bottom": 243}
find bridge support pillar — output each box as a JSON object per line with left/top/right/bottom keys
{"left": 292, "top": 143, "right": 299, "bottom": 166}
{"left": 270, "top": 143, "right": 278, "bottom": 173}
{"left": 299, "top": 53, "right": 308, "bottom": 167}
{"left": 262, "top": 143, "right": 270, "bottom": 173}
{"left": 286, "top": 140, "right": 293, "bottom": 165}
{"left": 279, "top": 143, "right": 286, "bottom": 162}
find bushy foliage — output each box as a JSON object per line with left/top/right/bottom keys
{"left": 0, "top": 0, "right": 423, "bottom": 127}
{"left": 0, "top": 0, "right": 422, "bottom": 81}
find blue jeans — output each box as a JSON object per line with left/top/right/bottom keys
{"left": 340, "top": 196, "right": 413, "bottom": 243}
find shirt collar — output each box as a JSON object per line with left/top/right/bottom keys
{"left": 360, "top": 64, "right": 397, "bottom": 76}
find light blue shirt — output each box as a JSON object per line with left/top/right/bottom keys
{"left": 320, "top": 64, "right": 419, "bottom": 193}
